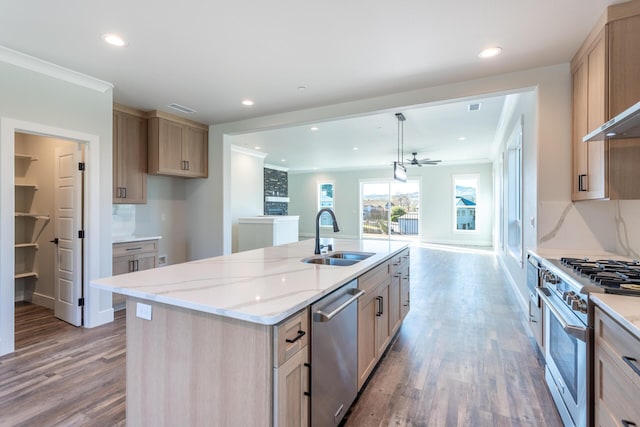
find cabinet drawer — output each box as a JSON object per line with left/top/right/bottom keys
{"left": 359, "top": 260, "right": 390, "bottom": 294}
{"left": 113, "top": 240, "right": 158, "bottom": 257}
{"left": 274, "top": 308, "right": 309, "bottom": 367}
{"left": 595, "top": 308, "right": 640, "bottom": 382}
{"left": 596, "top": 344, "right": 640, "bottom": 426}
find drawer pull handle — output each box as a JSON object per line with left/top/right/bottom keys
{"left": 622, "top": 356, "right": 640, "bottom": 378}
{"left": 622, "top": 421, "right": 637, "bottom": 427}
{"left": 285, "top": 330, "right": 306, "bottom": 344}
{"left": 126, "top": 247, "right": 143, "bottom": 251}
{"left": 303, "top": 362, "right": 311, "bottom": 397}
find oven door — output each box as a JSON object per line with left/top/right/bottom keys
{"left": 538, "top": 288, "right": 587, "bottom": 427}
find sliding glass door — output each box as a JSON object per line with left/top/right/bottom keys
{"left": 360, "top": 180, "right": 420, "bottom": 241}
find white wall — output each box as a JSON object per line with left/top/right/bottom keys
{"left": 289, "top": 163, "right": 493, "bottom": 246}
{"left": 230, "top": 146, "right": 266, "bottom": 252}
{"left": 0, "top": 56, "right": 113, "bottom": 355}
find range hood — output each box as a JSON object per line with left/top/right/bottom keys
{"left": 584, "top": 101, "right": 640, "bottom": 141}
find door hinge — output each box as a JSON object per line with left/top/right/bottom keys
{"left": 78, "top": 230, "right": 85, "bottom": 239}
{"left": 78, "top": 162, "right": 85, "bottom": 171}
{"left": 78, "top": 298, "right": 85, "bottom": 307}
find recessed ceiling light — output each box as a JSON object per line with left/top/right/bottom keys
{"left": 242, "top": 99, "right": 254, "bottom": 106}
{"left": 310, "top": 126, "right": 319, "bottom": 131}
{"left": 298, "top": 86, "right": 307, "bottom": 91}
{"left": 458, "top": 136, "right": 467, "bottom": 141}
{"left": 478, "top": 46, "right": 502, "bottom": 58}
{"left": 254, "top": 146, "right": 261, "bottom": 150}
{"left": 281, "top": 159, "right": 286, "bottom": 162}
{"left": 102, "top": 33, "right": 127, "bottom": 47}
{"left": 353, "top": 147, "right": 359, "bottom": 151}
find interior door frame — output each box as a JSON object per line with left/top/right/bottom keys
{"left": 0, "top": 118, "right": 102, "bottom": 356}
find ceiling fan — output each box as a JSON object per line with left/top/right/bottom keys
{"left": 406, "top": 152, "right": 441, "bottom": 166}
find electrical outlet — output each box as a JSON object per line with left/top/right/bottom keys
{"left": 136, "top": 302, "right": 152, "bottom": 320}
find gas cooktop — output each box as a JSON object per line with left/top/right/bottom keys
{"left": 560, "top": 257, "right": 640, "bottom": 296}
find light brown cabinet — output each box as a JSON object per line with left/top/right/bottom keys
{"left": 112, "top": 240, "right": 159, "bottom": 309}
{"left": 594, "top": 306, "right": 640, "bottom": 427}
{"left": 273, "top": 309, "right": 310, "bottom": 427}
{"left": 571, "top": 2, "right": 640, "bottom": 200}
{"left": 147, "top": 111, "right": 208, "bottom": 178}
{"left": 357, "top": 248, "right": 410, "bottom": 390}
{"left": 113, "top": 105, "right": 147, "bottom": 204}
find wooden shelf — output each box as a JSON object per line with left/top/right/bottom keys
{"left": 15, "top": 183, "right": 38, "bottom": 190}
{"left": 14, "top": 153, "right": 38, "bottom": 161}
{"left": 15, "top": 272, "right": 38, "bottom": 279}
{"left": 15, "top": 243, "right": 38, "bottom": 249}
{"left": 15, "top": 212, "right": 50, "bottom": 220}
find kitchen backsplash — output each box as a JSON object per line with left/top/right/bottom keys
{"left": 112, "top": 204, "right": 136, "bottom": 237}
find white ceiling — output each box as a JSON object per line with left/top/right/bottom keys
{"left": 0, "top": 0, "right": 619, "bottom": 170}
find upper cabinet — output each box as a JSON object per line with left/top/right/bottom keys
{"left": 113, "top": 104, "right": 148, "bottom": 204}
{"left": 147, "top": 111, "right": 208, "bottom": 178}
{"left": 571, "top": 0, "right": 640, "bottom": 200}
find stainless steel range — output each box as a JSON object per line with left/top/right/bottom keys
{"left": 531, "top": 254, "right": 640, "bottom": 427}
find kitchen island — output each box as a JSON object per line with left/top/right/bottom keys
{"left": 91, "top": 238, "right": 409, "bottom": 426}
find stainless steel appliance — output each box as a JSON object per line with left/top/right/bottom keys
{"left": 533, "top": 255, "right": 640, "bottom": 427}
{"left": 311, "top": 280, "right": 364, "bottom": 427}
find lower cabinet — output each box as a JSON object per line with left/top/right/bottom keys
{"left": 528, "top": 295, "right": 544, "bottom": 354}
{"left": 273, "top": 308, "right": 310, "bottom": 427}
{"left": 274, "top": 348, "right": 310, "bottom": 427}
{"left": 112, "top": 240, "right": 159, "bottom": 309}
{"left": 594, "top": 306, "right": 640, "bottom": 427}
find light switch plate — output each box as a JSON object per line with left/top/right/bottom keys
{"left": 136, "top": 302, "right": 152, "bottom": 320}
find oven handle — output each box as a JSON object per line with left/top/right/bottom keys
{"left": 536, "top": 287, "right": 587, "bottom": 342}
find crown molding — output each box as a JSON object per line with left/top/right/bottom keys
{"left": 264, "top": 163, "right": 289, "bottom": 172}
{"left": 0, "top": 45, "right": 113, "bottom": 93}
{"left": 231, "top": 144, "right": 268, "bottom": 159}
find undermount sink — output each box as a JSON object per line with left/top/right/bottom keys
{"left": 327, "top": 251, "right": 375, "bottom": 261}
{"left": 302, "top": 251, "right": 374, "bottom": 266}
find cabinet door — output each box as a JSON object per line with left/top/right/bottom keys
{"left": 113, "top": 255, "right": 133, "bottom": 275}
{"left": 608, "top": 14, "right": 640, "bottom": 117}
{"left": 400, "top": 271, "right": 410, "bottom": 319}
{"left": 389, "top": 273, "right": 401, "bottom": 335}
{"left": 528, "top": 297, "right": 543, "bottom": 354}
{"left": 184, "top": 126, "right": 208, "bottom": 178}
{"left": 114, "top": 111, "right": 147, "bottom": 204}
{"left": 136, "top": 252, "right": 158, "bottom": 271}
{"left": 572, "top": 60, "right": 589, "bottom": 200}
{"left": 375, "top": 283, "right": 391, "bottom": 356}
{"left": 157, "top": 118, "right": 186, "bottom": 175}
{"left": 274, "top": 348, "right": 310, "bottom": 427}
{"left": 357, "top": 293, "right": 378, "bottom": 390}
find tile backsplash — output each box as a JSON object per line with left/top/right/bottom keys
{"left": 112, "top": 205, "right": 136, "bottom": 237}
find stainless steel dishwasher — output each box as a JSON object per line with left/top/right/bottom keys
{"left": 311, "top": 279, "right": 364, "bottom": 427}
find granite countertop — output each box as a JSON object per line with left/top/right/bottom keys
{"left": 591, "top": 294, "right": 640, "bottom": 340}
{"left": 112, "top": 235, "right": 163, "bottom": 244}
{"left": 91, "top": 238, "right": 408, "bottom": 325}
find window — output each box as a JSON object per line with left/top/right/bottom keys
{"left": 318, "top": 182, "right": 335, "bottom": 226}
{"left": 507, "top": 118, "right": 523, "bottom": 262}
{"left": 454, "top": 175, "right": 478, "bottom": 231}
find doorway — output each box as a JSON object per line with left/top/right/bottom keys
{"left": 360, "top": 180, "right": 420, "bottom": 241}
{"left": 14, "top": 132, "right": 84, "bottom": 332}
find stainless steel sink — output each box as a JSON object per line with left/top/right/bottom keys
{"left": 302, "top": 251, "right": 374, "bottom": 266}
{"left": 327, "top": 251, "right": 375, "bottom": 261}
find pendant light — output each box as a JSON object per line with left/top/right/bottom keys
{"left": 393, "top": 112, "right": 407, "bottom": 182}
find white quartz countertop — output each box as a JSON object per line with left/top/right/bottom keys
{"left": 91, "top": 238, "right": 408, "bottom": 325}
{"left": 112, "top": 235, "right": 162, "bottom": 244}
{"left": 591, "top": 294, "right": 640, "bottom": 340}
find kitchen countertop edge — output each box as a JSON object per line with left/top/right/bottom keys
{"left": 590, "top": 294, "right": 640, "bottom": 340}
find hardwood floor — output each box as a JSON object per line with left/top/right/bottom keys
{"left": 344, "top": 245, "right": 562, "bottom": 426}
{"left": 0, "top": 245, "right": 561, "bottom": 426}
{"left": 0, "top": 303, "right": 126, "bottom": 427}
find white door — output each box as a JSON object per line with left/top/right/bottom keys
{"left": 54, "top": 144, "right": 83, "bottom": 326}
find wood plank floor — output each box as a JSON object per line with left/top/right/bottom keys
{"left": 343, "top": 245, "right": 562, "bottom": 426}
{"left": 0, "top": 245, "right": 562, "bottom": 426}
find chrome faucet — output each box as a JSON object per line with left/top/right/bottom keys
{"left": 315, "top": 208, "right": 340, "bottom": 254}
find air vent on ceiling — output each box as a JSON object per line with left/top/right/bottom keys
{"left": 468, "top": 103, "right": 482, "bottom": 112}
{"left": 167, "top": 103, "right": 197, "bottom": 114}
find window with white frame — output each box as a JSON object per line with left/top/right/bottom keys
{"left": 318, "top": 182, "right": 335, "bottom": 226}
{"left": 453, "top": 175, "right": 478, "bottom": 231}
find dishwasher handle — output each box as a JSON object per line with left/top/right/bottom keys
{"left": 314, "top": 289, "right": 365, "bottom": 322}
